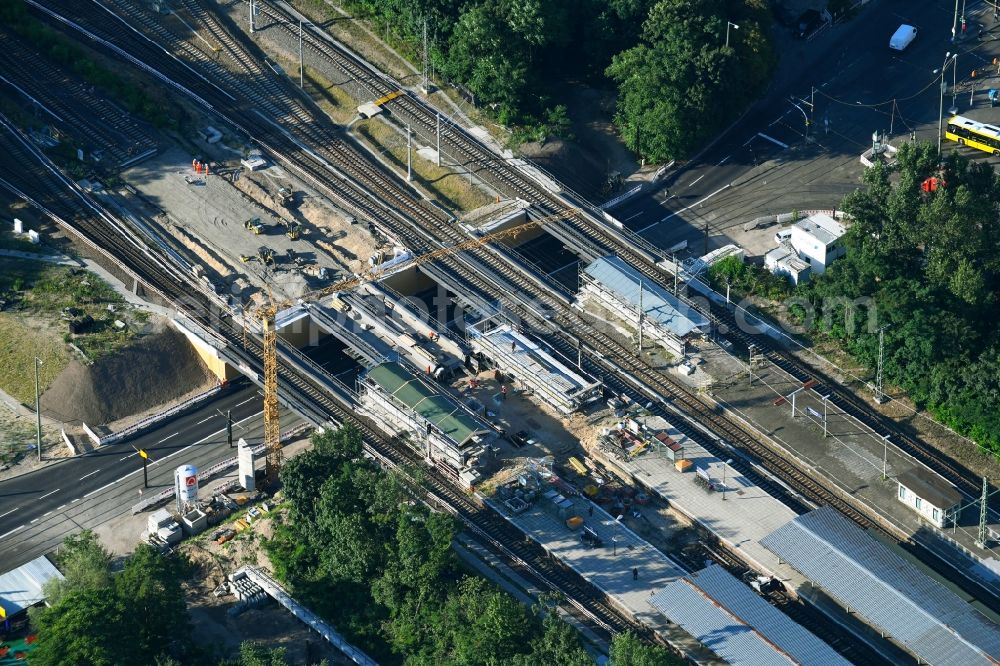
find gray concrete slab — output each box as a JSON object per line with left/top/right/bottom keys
{"left": 593, "top": 416, "right": 799, "bottom": 582}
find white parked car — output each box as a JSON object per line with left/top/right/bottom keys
{"left": 774, "top": 229, "right": 792, "bottom": 244}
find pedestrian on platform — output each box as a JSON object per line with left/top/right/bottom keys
{"left": 500, "top": 384, "right": 508, "bottom": 401}
{"left": 511, "top": 340, "right": 517, "bottom": 353}
{"left": 633, "top": 567, "right": 638, "bottom": 581}
{"left": 588, "top": 505, "right": 593, "bottom": 517}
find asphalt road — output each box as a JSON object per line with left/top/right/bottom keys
{"left": 0, "top": 380, "right": 299, "bottom": 569}
{"left": 612, "top": 0, "right": 1000, "bottom": 252}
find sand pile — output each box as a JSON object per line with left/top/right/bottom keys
{"left": 41, "top": 327, "right": 215, "bottom": 426}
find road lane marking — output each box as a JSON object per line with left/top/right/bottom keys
{"left": 757, "top": 132, "right": 789, "bottom": 149}
{"left": 0, "top": 525, "right": 26, "bottom": 540}
{"left": 73, "top": 410, "right": 269, "bottom": 502}
{"left": 119, "top": 454, "right": 136, "bottom": 461}
{"left": 235, "top": 397, "right": 256, "bottom": 407}
{"left": 687, "top": 174, "right": 705, "bottom": 187}
{"left": 43, "top": 511, "right": 52, "bottom": 517}
{"left": 635, "top": 219, "right": 661, "bottom": 234}
{"left": 57, "top": 504, "right": 66, "bottom": 510}
{"left": 71, "top": 498, "right": 81, "bottom": 503}
{"left": 83, "top": 480, "right": 117, "bottom": 498}
{"left": 38, "top": 488, "right": 60, "bottom": 500}
{"left": 624, "top": 211, "right": 643, "bottom": 221}
{"left": 79, "top": 469, "right": 101, "bottom": 480}
{"left": 30, "top": 519, "right": 38, "bottom": 524}
{"left": 716, "top": 155, "right": 730, "bottom": 166}
{"left": 158, "top": 431, "right": 180, "bottom": 443}
{"left": 196, "top": 415, "right": 214, "bottom": 424}
{"left": 0, "top": 508, "right": 18, "bottom": 519}
{"left": 658, "top": 184, "right": 732, "bottom": 223}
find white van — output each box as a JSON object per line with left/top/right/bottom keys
{"left": 890, "top": 24, "right": 917, "bottom": 51}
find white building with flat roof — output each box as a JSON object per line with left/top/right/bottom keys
{"left": 764, "top": 245, "right": 811, "bottom": 285}
{"left": 896, "top": 468, "right": 961, "bottom": 529}
{"left": 790, "top": 213, "right": 845, "bottom": 275}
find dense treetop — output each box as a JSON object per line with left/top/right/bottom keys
{"left": 799, "top": 143, "right": 1000, "bottom": 456}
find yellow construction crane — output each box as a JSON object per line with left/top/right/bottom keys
{"left": 254, "top": 207, "right": 579, "bottom": 486}
{"left": 261, "top": 296, "right": 281, "bottom": 487}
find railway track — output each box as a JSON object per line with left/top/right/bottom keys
{"left": 0, "top": 112, "right": 651, "bottom": 647}
{"left": 32, "top": 0, "right": 1000, "bottom": 614}
{"left": 250, "top": 0, "right": 1000, "bottom": 523}
{"left": 240, "top": 0, "right": 669, "bottom": 266}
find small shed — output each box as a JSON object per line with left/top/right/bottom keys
{"left": 0, "top": 555, "right": 64, "bottom": 619}
{"left": 897, "top": 468, "right": 961, "bottom": 528}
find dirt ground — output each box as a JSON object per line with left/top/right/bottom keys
{"left": 183, "top": 521, "right": 353, "bottom": 665}
{"left": 452, "top": 368, "right": 618, "bottom": 496}
{"left": 40, "top": 324, "right": 215, "bottom": 427}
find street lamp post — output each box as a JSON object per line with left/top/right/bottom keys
{"left": 721, "top": 458, "right": 734, "bottom": 500}
{"left": 607, "top": 515, "right": 624, "bottom": 556}
{"left": 725, "top": 21, "right": 740, "bottom": 49}
{"left": 822, "top": 394, "right": 831, "bottom": 438}
{"left": 937, "top": 53, "right": 958, "bottom": 154}
{"left": 34, "top": 357, "right": 42, "bottom": 463}
{"left": 882, "top": 434, "right": 891, "bottom": 480}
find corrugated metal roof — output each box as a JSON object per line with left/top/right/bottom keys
{"left": 761, "top": 506, "right": 1000, "bottom": 666}
{"left": 583, "top": 256, "right": 709, "bottom": 337}
{"left": 650, "top": 564, "right": 850, "bottom": 666}
{"left": 0, "top": 554, "right": 63, "bottom": 617}
{"left": 366, "top": 361, "right": 487, "bottom": 447}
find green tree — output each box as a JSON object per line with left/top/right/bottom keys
{"left": 445, "top": 1, "right": 531, "bottom": 124}
{"left": 802, "top": 141, "right": 1000, "bottom": 456}
{"left": 608, "top": 0, "right": 774, "bottom": 161}
{"left": 29, "top": 587, "right": 137, "bottom": 666}
{"left": 30, "top": 536, "right": 192, "bottom": 665}
{"left": 610, "top": 630, "right": 684, "bottom": 665}
{"left": 43, "top": 529, "right": 112, "bottom": 603}
{"left": 512, "top": 610, "right": 592, "bottom": 665}
{"left": 115, "top": 544, "right": 191, "bottom": 660}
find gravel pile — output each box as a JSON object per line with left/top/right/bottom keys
{"left": 41, "top": 327, "right": 215, "bottom": 426}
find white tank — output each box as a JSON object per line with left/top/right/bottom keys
{"left": 174, "top": 464, "right": 199, "bottom": 505}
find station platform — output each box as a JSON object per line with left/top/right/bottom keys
{"left": 487, "top": 492, "right": 724, "bottom": 664}
{"left": 590, "top": 417, "right": 799, "bottom": 580}
{"left": 696, "top": 346, "right": 1000, "bottom": 604}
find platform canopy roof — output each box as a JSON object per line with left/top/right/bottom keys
{"left": 583, "top": 256, "right": 709, "bottom": 338}
{"left": 761, "top": 506, "right": 1000, "bottom": 666}
{"left": 0, "top": 554, "right": 63, "bottom": 618}
{"left": 367, "top": 361, "right": 488, "bottom": 447}
{"left": 650, "top": 563, "right": 850, "bottom": 666}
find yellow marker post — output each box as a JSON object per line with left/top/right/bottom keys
{"left": 136, "top": 448, "right": 149, "bottom": 488}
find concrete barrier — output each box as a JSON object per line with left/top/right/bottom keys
{"left": 61, "top": 429, "right": 76, "bottom": 455}
{"left": 129, "top": 423, "right": 312, "bottom": 515}
{"left": 81, "top": 422, "right": 101, "bottom": 447}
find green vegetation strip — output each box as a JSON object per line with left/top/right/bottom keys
{"left": 0, "top": 259, "right": 145, "bottom": 402}
{"left": 266, "top": 426, "right": 683, "bottom": 665}
{"left": 788, "top": 143, "right": 1000, "bottom": 458}
{"left": 354, "top": 118, "right": 492, "bottom": 212}
{"left": 32, "top": 429, "right": 682, "bottom": 664}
